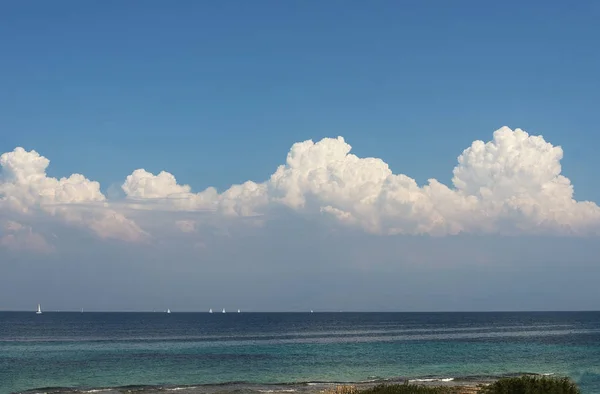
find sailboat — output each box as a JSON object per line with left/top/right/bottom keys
{"left": 209, "top": 308, "right": 213, "bottom": 313}
{"left": 167, "top": 308, "right": 171, "bottom": 314}
{"left": 237, "top": 309, "right": 241, "bottom": 313}
{"left": 36, "top": 304, "right": 42, "bottom": 314}
{"left": 222, "top": 308, "right": 226, "bottom": 313}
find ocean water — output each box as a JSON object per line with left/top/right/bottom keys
{"left": 1, "top": 312, "right": 600, "bottom": 393}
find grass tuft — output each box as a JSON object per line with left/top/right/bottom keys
{"left": 324, "top": 385, "right": 360, "bottom": 394}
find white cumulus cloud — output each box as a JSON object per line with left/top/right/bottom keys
{"left": 0, "top": 148, "right": 147, "bottom": 242}
{"left": 2, "top": 126, "right": 599, "bottom": 251}
{"left": 0, "top": 147, "right": 105, "bottom": 213}
{"left": 119, "top": 127, "right": 600, "bottom": 236}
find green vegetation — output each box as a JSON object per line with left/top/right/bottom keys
{"left": 360, "top": 384, "right": 459, "bottom": 394}
{"left": 327, "top": 384, "right": 461, "bottom": 394}
{"left": 480, "top": 375, "right": 580, "bottom": 394}
{"left": 323, "top": 376, "right": 581, "bottom": 394}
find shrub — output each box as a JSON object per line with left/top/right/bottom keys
{"left": 480, "top": 375, "right": 580, "bottom": 394}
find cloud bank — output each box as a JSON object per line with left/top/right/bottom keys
{"left": 1, "top": 127, "right": 599, "bottom": 252}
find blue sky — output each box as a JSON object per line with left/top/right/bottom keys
{"left": 1, "top": 1, "right": 600, "bottom": 311}
{"left": 2, "top": 1, "right": 599, "bottom": 198}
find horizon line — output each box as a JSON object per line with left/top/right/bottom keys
{"left": 2, "top": 310, "right": 599, "bottom": 313}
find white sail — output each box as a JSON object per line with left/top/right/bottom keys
{"left": 237, "top": 309, "right": 241, "bottom": 313}
{"left": 222, "top": 308, "right": 226, "bottom": 313}
{"left": 167, "top": 308, "right": 171, "bottom": 314}
{"left": 209, "top": 308, "right": 213, "bottom": 313}
{"left": 36, "top": 304, "right": 42, "bottom": 314}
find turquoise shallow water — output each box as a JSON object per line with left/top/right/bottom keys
{"left": 1, "top": 312, "right": 600, "bottom": 393}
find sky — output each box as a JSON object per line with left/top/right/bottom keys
{"left": 1, "top": 1, "right": 599, "bottom": 312}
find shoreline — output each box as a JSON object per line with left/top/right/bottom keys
{"left": 19, "top": 373, "right": 558, "bottom": 394}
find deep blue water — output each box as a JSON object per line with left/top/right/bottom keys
{"left": 1, "top": 312, "right": 600, "bottom": 393}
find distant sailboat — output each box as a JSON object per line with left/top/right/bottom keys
{"left": 167, "top": 308, "right": 171, "bottom": 314}
{"left": 310, "top": 310, "right": 313, "bottom": 313}
{"left": 36, "top": 304, "right": 42, "bottom": 314}
{"left": 237, "top": 309, "right": 241, "bottom": 313}
{"left": 81, "top": 308, "right": 84, "bottom": 313}
{"left": 222, "top": 308, "right": 226, "bottom": 313}
{"left": 209, "top": 308, "right": 213, "bottom": 313}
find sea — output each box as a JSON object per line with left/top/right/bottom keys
{"left": 1, "top": 312, "right": 600, "bottom": 394}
